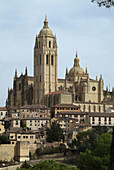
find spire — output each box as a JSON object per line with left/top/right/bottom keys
{"left": 43, "top": 15, "right": 48, "bottom": 28}
{"left": 25, "top": 67, "right": 28, "bottom": 76}
{"left": 85, "top": 67, "right": 88, "bottom": 74}
{"left": 96, "top": 76, "right": 98, "bottom": 81}
{"left": 76, "top": 51, "right": 78, "bottom": 58}
{"left": 74, "top": 51, "right": 80, "bottom": 67}
{"left": 66, "top": 67, "right": 68, "bottom": 76}
{"left": 35, "top": 35, "right": 38, "bottom": 48}
{"left": 14, "top": 69, "right": 17, "bottom": 78}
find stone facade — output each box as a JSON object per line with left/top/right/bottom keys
{"left": 0, "top": 144, "right": 15, "bottom": 162}
{"left": 6, "top": 16, "right": 114, "bottom": 108}
{"left": 7, "top": 69, "right": 34, "bottom": 107}
{"left": 34, "top": 16, "right": 58, "bottom": 105}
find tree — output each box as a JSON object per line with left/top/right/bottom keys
{"left": 0, "top": 135, "right": 9, "bottom": 144}
{"left": 77, "top": 132, "right": 112, "bottom": 170}
{"left": 21, "top": 160, "right": 78, "bottom": 170}
{"left": 71, "top": 126, "right": 109, "bottom": 153}
{"left": 91, "top": 0, "right": 114, "bottom": 8}
{"left": 46, "top": 121, "right": 63, "bottom": 142}
{"left": 109, "top": 126, "right": 114, "bottom": 170}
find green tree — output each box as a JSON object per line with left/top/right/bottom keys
{"left": 77, "top": 132, "right": 112, "bottom": 170}
{"left": 91, "top": 0, "right": 114, "bottom": 8}
{"left": 71, "top": 126, "right": 109, "bottom": 153}
{"left": 109, "top": 126, "right": 114, "bottom": 170}
{"left": 0, "top": 135, "right": 9, "bottom": 144}
{"left": 21, "top": 160, "right": 78, "bottom": 170}
{"left": 46, "top": 121, "right": 63, "bottom": 142}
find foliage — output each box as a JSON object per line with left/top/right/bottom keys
{"left": 36, "top": 144, "right": 67, "bottom": 156}
{"left": 109, "top": 126, "right": 114, "bottom": 169}
{"left": 46, "top": 121, "right": 63, "bottom": 142}
{"left": 20, "top": 160, "right": 31, "bottom": 169}
{"left": 21, "top": 160, "right": 78, "bottom": 170}
{"left": 77, "top": 132, "right": 112, "bottom": 170}
{"left": 71, "top": 126, "right": 109, "bottom": 153}
{"left": 0, "top": 135, "right": 9, "bottom": 144}
{"left": 91, "top": 0, "right": 114, "bottom": 8}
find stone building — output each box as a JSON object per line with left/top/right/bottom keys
{"left": 6, "top": 16, "right": 114, "bottom": 108}
{"left": 7, "top": 68, "right": 34, "bottom": 107}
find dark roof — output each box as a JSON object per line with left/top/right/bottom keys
{"left": 57, "top": 111, "right": 86, "bottom": 115}
{"left": 88, "top": 112, "right": 114, "bottom": 117}
{"left": 20, "top": 105, "right": 48, "bottom": 109}
{"left": 22, "top": 117, "right": 50, "bottom": 120}
{"left": 53, "top": 103, "right": 80, "bottom": 108}
{"left": 74, "top": 101, "right": 108, "bottom": 105}
{"left": 0, "top": 107, "right": 7, "bottom": 111}
{"left": 27, "top": 76, "right": 34, "bottom": 79}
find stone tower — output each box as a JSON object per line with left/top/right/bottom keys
{"left": 34, "top": 16, "right": 58, "bottom": 104}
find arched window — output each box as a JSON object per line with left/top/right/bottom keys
{"left": 46, "top": 55, "right": 48, "bottom": 64}
{"left": 51, "top": 55, "right": 53, "bottom": 65}
{"left": 40, "top": 55, "right": 41, "bottom": 65}
{"left": 49, "top": 41, "right": 51, "bottom": 48}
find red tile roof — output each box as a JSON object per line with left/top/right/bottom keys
{"left": 45, "top": 90, "right": 64, "bottom": 96}
{"left": 0, "top": 107, "right": 7, "bottom": 111}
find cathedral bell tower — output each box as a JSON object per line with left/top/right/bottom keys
{"left": 34, "top": 16, "right": 58, "bottom": 104}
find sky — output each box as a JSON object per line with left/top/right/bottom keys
{"left": 0, "top": 0, "right": 114, "bottom": 106}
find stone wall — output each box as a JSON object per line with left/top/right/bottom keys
{"left": 0, "top": 144, "right": 15, "bottom": 162}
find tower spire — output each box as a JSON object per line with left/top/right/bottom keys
{"left": 43, "top": 15, "right": 48, "bottom": 28}
{"left": 14, "top": 69, "right": 17, "bottom": 78}
{"left": 25, "top": 67, "right": 28, "bottom": 75}
{"left": 74, "top": 51, "right": 80, "bottom": 67}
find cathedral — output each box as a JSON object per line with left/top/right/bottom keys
{"left": 6, "top": 16, "right": 114, "bottom": 108}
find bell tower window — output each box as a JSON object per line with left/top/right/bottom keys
{"left": 40, "top": 55, "right": 41, "bottom": 65}
{"left": 51, "top": 55, "right": 54, "bottom": 65}
{"left": 46, "top": 55, "right": 48, "bottom": 64}
{"left": 49, "top": 41, "right": 51, "bottom": 48}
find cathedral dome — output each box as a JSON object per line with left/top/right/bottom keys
{"left": 39, "top": 16, "right": 53, "bottom": 37}
{"left": 69, "top": 66, "right": 84, "bottom": 75}
{"left": 69, "top": 52, "right": 84, "bottom": 75}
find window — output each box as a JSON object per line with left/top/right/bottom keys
{"left": 12, "top": 142, "right": 14, "bottom": 144}
{"left": 23, "top": 136, "right": 25, "bottom": 139}
{"left": 1, "top": 112, "right": 3, "bottom": 115}
{"left": 40, "top": 115, "right": 42, "bottom": 117}
{"left": 16, "top": 120, "right": 18, "bottom": 125}
{"left": 30, "top": 120, "right": 32, "bottom": 122}
{"left": 109, "top": 117, "right": 111, "bottom": 124}
{"left": 19, "top": 83, "right": 21, "bottom": 90}
{"left": 40, "top": 55, "right": 41, "bottom": 65}
{"left": 11, "top": 136, "right": 13, "bottom": 138}
{"left": 26, "top": 136, "right": 28, "bottom": 139}
{"left": 18, "top": 136, "right": 21, "bottom": 139}
{"left": 49, "top": 41, "right": 51, "bottom": 48}
{"left": 51, "top": 55, "right": 54, "bottom": 65}
{"left": 46, "top": 55, "right": 48, "bottom": 64}
{"left": 30, "top": 136, "right": 33, "bottom": 139}
{"left": 0, "top": 128, "right": 1, "bottom": 131}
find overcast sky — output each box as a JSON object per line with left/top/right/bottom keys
{"left": 0, "top": 0, "right": 114, "bottom": 106}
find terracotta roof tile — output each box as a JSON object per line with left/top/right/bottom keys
{"left": 45, "top": 90, "right": 64, "bottom": 96}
